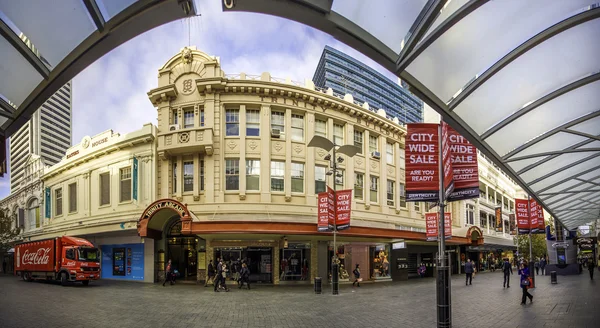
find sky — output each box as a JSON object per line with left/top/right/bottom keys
{"left": 0, "top": 0, "right": 400, "bottom": 199}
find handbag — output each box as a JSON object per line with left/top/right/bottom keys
{"left": 521, "top": 278, "right": 530, "bottom": 286}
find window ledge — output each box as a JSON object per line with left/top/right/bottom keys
{"left": 98, "top": 204, "right": 111, "bottom": 209}
{"left": 119, "top": 200, "right": 134, "bottom": 205}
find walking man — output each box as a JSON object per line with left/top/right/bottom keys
{"left": 214, "top": 259, "right": 223, "bottom": 292}
{"left": 465, "top": 259, "right": 474, "bottom": 285}
{"left": 503, "top": 258, "right": 513, "bottom": 288}
{"left": 540, "top": 257, "right": 547, "bottom": 275}
{"left": 588, "top": 258, "right": 596, "bottom": 280}
{"left": 238, "top": 263, "right": 251, "bottom": 289}
{"left": 205, "top": 260, "right": 215, "bottom": 287}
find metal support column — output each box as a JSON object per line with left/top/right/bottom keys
{"left": 436, "top": 123, "right": 451, "bottom": 328}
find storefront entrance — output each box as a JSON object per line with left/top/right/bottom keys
{"left": 166, "top": 220, "right": 198, "bottom": 280}
{"left": 214, "top": 247, "right": 273, "bottom": 283}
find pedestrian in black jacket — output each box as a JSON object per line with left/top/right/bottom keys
{"left": 352, "top": 264, "right": 361, "bottom": 287}
{"left": 205, "top": 260, "right": 215, "bottom": 287}
{"left": 214, "top": 259, "right": 223, "bottom": 292}
{"left": 588, "top": 259, "right": 596, "bottom": 280}
{"left": 502, "top": 258, "right": 513, "bottom": 288}
{"left": 464, "top": 259, "right": 474, "bottom": 285}
{"left": 238, "top": 263, "right": 251, "bottom": 289}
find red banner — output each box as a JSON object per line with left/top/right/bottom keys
{"left": 537, "top": 203, "right": 545, "bottom": 233}
{"left": 405, "top": 124, "right": 440, "bottom": 201}
{"left": 327, "top": 186, "right": 335, "bottom": 230}
{"left": 446, "top": 125, "right": 479, "bottom": 201}
{"left": 425, "top": 212, "right": 452, "bottom": 241}
{"left": 317, "top": 192, "right": 330, "bottom": 232}
{"left": 441, "top": 122, "right": 454, "bottom": 198}
{"left": 335, "top": 189, "right": 353, "bottom": 231}
{"left": 529, "top": 198, "right": 539, "bottom": 233}
{"left": 516, "top": 198, "right": 531, "bottom": 234}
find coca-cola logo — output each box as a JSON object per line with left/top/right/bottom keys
{"left": 22, "top": 248, "right": 51, "bottom": 265}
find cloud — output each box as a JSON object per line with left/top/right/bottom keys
{"left": 0, "top": 0, "right": 406, "bottom": 199}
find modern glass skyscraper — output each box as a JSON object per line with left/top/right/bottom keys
{"left": 9, "top": 34, "right": 72, "bottom": 192}
{"left": 313, "top": 46, "right": 423, "bottom": 123}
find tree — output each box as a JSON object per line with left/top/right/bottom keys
{"left": 0, "top": 209, "right": 19, "bottom": 253}
{"left": 514, "top": 233, "right": 547, "bottom": 261}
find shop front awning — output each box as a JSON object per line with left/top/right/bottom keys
{"left": 224, "top": 0, "right": 600, "bottom": 231}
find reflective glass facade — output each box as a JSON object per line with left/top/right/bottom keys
{"left": 313, "top": 46, "right": 423, "bottom": 123}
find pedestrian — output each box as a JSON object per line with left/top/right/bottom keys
{"left": 238, "top": 263, "right": 251, "bottom": 289}
{"left": 502, "top": 258, "right": 513, "bottom": 288}
{"left": 518, "top": 261, "right": 533, "bottom": 305}
{"left": 214, "top": 259, "right": 223, "bottom": 292}
{"left": 534, "top": 258, "right": 540, "bottom": 275}
{"left": 162, "top": 259, "right": 173, "bottom": 286}
{"left": 540, "top": 257, "right": 547, "bottom": 276}
{"left": 418, "top": 263, "right": 426, "bottom": 278}
{"left": 352, "top": 264, "right": 362, "bottom": 287}
{"left": 588, "top": 258, "right": 596, "bottom": 280}
{"left": 464, "top": 259, "right": 474, "bottom": 285}
{"left": 220, "top": 263, "right": 230, "bottom": 292}
{"left": 205, "top": 260, "right": 215, "bottom": 287}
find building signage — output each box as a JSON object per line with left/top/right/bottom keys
{"left": 317, "top": 192, "right": 330, "bottom": 232}
{"left": 142, "top": 200, "right": 186, "bottom": 220}
{"left": 516, "top": 198, "right": 538, "bottom": 234}
{"left": 335, "top": 189, "right": 353, "bottom": 231}
{"left": 132, "top": 157, "right": 139, "bottom": 201}
{"left": 392, "top": 242, "right": 406, "bottom": 249}
{"left": 495, "top": 207, "right": 503, "bottom": 232}
{"left": 509, "top": 214, "right": 516, "bottom": 235}
{"left": 45, "top": 187, "right": 51, "bottom": 219}
{"left": 425, "top": 212, "right": 452, "bottom": 241}
{"left": 405, "top": 123, "right": 440, "bottom": 201}
{"left": 528, "top": 198, "right": 539, "bottom": 233}
{"left": 441, "top": 122, "right": 455, "bottom": 198}
{"left": 575, "top": 237, "right": 597, "bottom": 249}
{"left": 446, "top": 125, "right": 480, "bottom": 201}
{"left": 535, "top": 200, "right": 545, "bottom": 233}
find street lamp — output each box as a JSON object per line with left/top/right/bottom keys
{"left": 308, "top": 135, "right": 361, "bottom": 295}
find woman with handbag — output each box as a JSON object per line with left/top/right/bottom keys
{"left": 518, "top": 261, "right": 533, "bottom": 305}
{"left": 352, "top": 264, "right": 362, "bottom": 287}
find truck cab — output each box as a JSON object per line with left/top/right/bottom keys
{"left": 60, "top": 245, "right": 101, "bottom": 285}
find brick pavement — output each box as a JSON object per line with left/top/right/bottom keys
{"left": 0, "top": 271, "right": 598, "bottom": 328}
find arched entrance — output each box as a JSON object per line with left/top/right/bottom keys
{"left": 137, "top": 198, "right": 200, "bottom": 282}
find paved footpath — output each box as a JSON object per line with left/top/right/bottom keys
{"left": 0, "top": 271, "right": 598, "bottom": 328}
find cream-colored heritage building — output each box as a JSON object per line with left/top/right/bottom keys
{"left": 4, "top": 47, "right": 520, "bottom": 284}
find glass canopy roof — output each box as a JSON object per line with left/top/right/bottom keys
{"left": 224, "top": 0, "right": 600, "bottom": 230}
{"left": 0, "top": 0, "right": 597, "bottom": 230}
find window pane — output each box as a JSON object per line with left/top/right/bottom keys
{"left": 333, "top": 124, "right": 344, "bottom": 145}
{"left": 386, "top": 143, "right": 394, "bottom": 164}
{"left": 226, "top": 159, "right": 240, "bottom": 190}
{"left": 354, "top": 131, "right": 363, "bottom": 154}
{"left": 399, "top": 182, "right": 406, "bottom": 208}
{"left": 315, "top": 119, "right": 327, "bottom": 137}
{"left": 369, "top": 135, "right": 378, "bottom": 153}
{"left": 291, "top": 163, "right": 304, "bottom": 193}
{"left": 100, "top": 173, "right": 110, "bottom": 205}
{"left": 55, "top": 189, "right": 63, "bottom": 216}
{"left": 271, "top": 111, "right": 285, "bottom": 133}
{"left": 184, "top": 109, "right": 194, "bottom": 128}
{"left": 120, "top": 167, "right": 132, "bottom": 202}
{"left": 200, "top": 110, "right": 205, "bottom": 127}
{"left": 183, "top": 161, "right": 194, "bottom": 192}
{"left": 246, "top": 160, "right": 260, "bottom": 191}
{"left": 199, "top": 159, "right": 205, "bottom": 191}
{"left": 69, "top": 183, "right": 77, "bottom": 212}
{"left": 370, "top": 176, "right": 378, "bottom": 203}
{"left": 315, "top": 166, "right": 326, "bottom": 193}
{"left": 291, "top": 114, "right": 304, "bottom": 142}
{"left": 226, "top": 109, "right": 239, "bottom": 136}
{"left": 335, "top": 170, "right": 344, "bottom": 190}
{"left": 271, "top": 161, "right": 285, "bottom": 192}
{"left": 172, "top": 163, "right": 177, "bottom": 193}
{"left": 246, "top": 110, "right": 260, "bottom": 136}
{"left": 387, "top": 180, "right": 394, "bottom": 206}
{"left": 173, "top": 110, "right": 178, "bottom": 125}
{"left": 354, "top": 173, "right": 363, "bottom": 200}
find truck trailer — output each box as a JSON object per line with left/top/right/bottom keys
{"left": 14, "top": 236, "right": 101, "bottom": 286}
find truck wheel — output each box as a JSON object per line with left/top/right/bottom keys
{"left": 82, "top": 280, "right": 90, "bottom": 286}
{"left": 22, "top": 272, "right": 32, "bottom": 282}
{"left": 61, "top": 272, "right": 68, "bottom": 286}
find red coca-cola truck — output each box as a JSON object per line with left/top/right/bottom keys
{"left": 14, "top": 236, "right": 101, "bottom": 286}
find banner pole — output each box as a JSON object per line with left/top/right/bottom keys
{"left": 527, "top": 196, "right": 534, "bottom": 286}
{"left": 332, "top": 145, "right": 339, "bottom": 295}
{"left": 436, "top": 122, "right": 451, "bottom": 328}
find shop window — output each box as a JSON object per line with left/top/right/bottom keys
{"left": 183, "top": 161, "right": 194, "bottom": 192}
{"left": 246, "top": 160, "right": 260, "bottom": 191}
{"left": 291, "top": 162, "right": 304, "bottom": 193}
{"left": 120, "top": 167, "right": 132, "bottom": 202}
{"left": 333, "top": 123, "right": 344, "bottom": 145}
{"left": 372, "top": 245, "right": 390, "bottom": 279}
{"left": 315, "top": 119, "right": 327, "bottom": 137}
{"left": 271, "top": 161, "right": 285, "bottom": 192}
{"left": 280, "top": 243, "right": 311, "bottom": 281}
{"left": 291, "top": 114, "right": 304, "bottom": 142}
{"left": 386, "top": 142, "right": 394, "bottom": 164}
{"left": 199, "top": 159, "right": 204, "bottom": 191}
{"left": 183, "top": 108, "right": 194, "bottom": 128}
{"left": 370, "top": 176, "right": 378, "bottom": 203}
{"left": 225, "top": 159, "right": 240, "bottom": 190}
{"left": 271, "top": 111, "right": 285, "bottom": 135}
{"left": 172, "top": 109, "right": 178, "bottom": 125}
{"left": 354, "top": 173, "right": 364, "bottom": 200}
{"left": 369, "top": 135, "right": 378, "bottom": 153}
{"left": 399, "top": 183, "right": 406, "bottom": 208}
{"left": 68, "top": 183, "right": 77, "bottom": 212}
{"left": 55, "top": 188, "right": 63, "bottom": 216}
{"left": 315, "top": 166, "right": 327, "bottom": 194}
{"left": 100, "top": 172, "right": 110, "bottom": 205}
{"left": 386, "top": 180, "right": 394, "bottom": 206}
{"left": 172, "top": 163, "right": 177, "bottom": 193}
{"left": 246, "top": 109, "right": 260, "bottom": 136}
{"left": 353, "top": 130, "right": 363, "bottom": 154}
{"left": 335, "top": 169, "right": 344, "bottom": 190}
{"left": 225, "top": 109, "right": 239, "bottom": 136}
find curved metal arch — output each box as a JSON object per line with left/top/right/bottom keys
{"left": 3, "top": 0, "right": 196, "bottom": 136}
{"left": 538, "top": 163, "right": 600, "bottom": 194}
{"left": 515, "top": 138, "right": 599, "bottom": 175}
{"left": 528, "top": 152, "right": 600, "bottom": 186}
{"left": 448, "top": 5, "right": 600, "bottom": 110}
